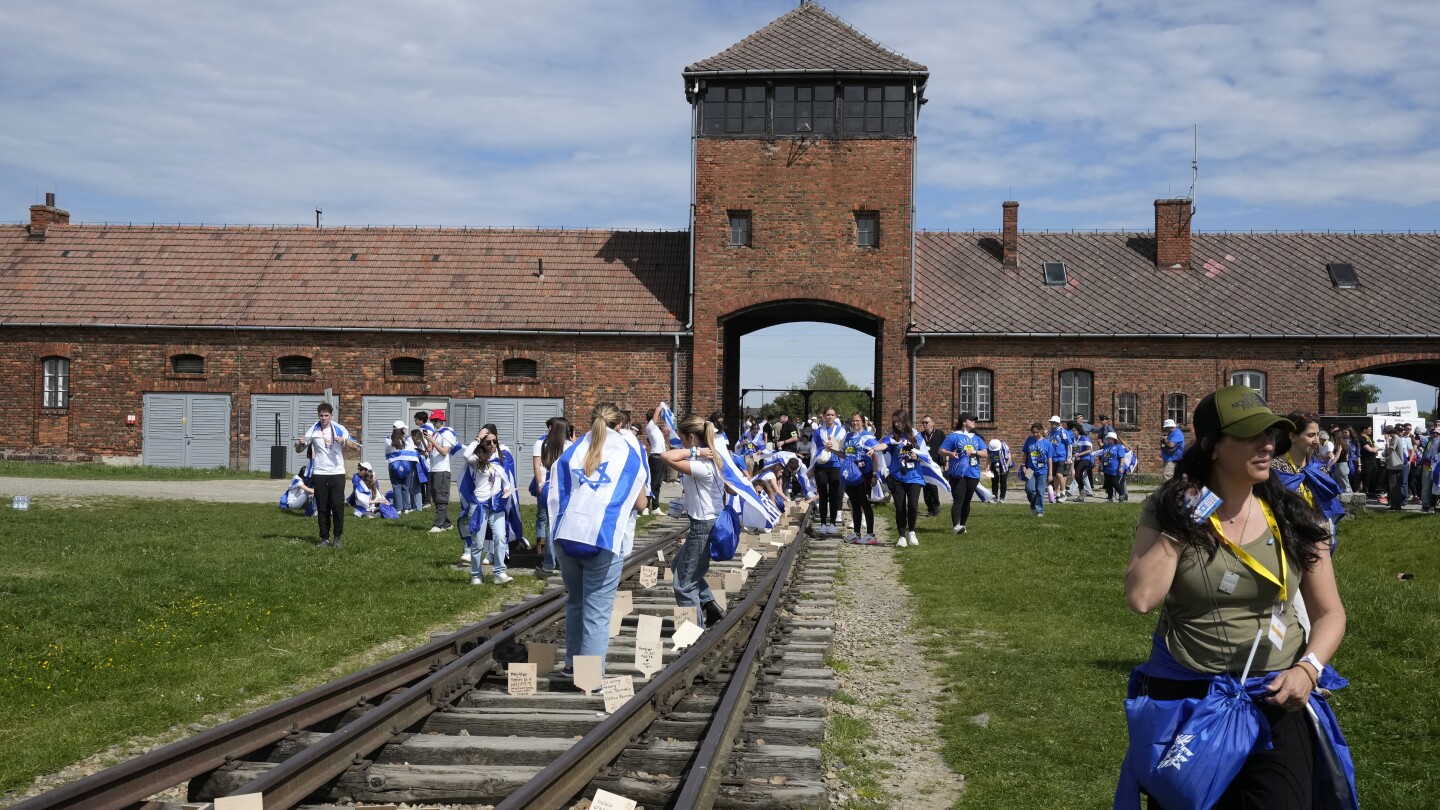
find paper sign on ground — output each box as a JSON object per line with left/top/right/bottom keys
{"left": 671, "top": 620, "right": 703, "bottom": 651}
{"left": 662, "top": 567, "right": 672, "bottom": 583}
{"left": 634, "top": 614, "right": 663, "bottom": 676}
{"left": 601, "top": 674, "right": 635, "bottom": 713}
{"left": 590, "top": 788, "right": 639, "bottom": 810}
{"left": 705, "top": 572, "right": 726, "bottom": 592}
{"left": 508, "top": 663, "right": 538, "bottom": 696}
{"left": 712, "top": 589, "right": 726, "bottom": 611}
{"left": 527, "top": 642, "right": 556, "bottom": 675}
{"left": 215, "top": 796, "right": 263, "bottom": 810}
{"left": 656, "top": 549, "right": 665, "bottom": 565}
{"left": 673, "top": 606, "right": 693, "bottom": 625}
{"left": 609, "top": 607, "right": 625, "bottom": 638}
{"left": 615, "top": 589, "right": 633, "bottom": 616}
{"left": 740, "top": 568, "right": 750, "bottom": 585}
{"left": 639, "top": 565, "right": 659, "bottom": 588}
{"left": 724, "top": 571, "right": 743, "bottom": 591}
{"left": 573, "top": 655, "right": 604, "bottom": 695}
{"left": 742, "top": 548, "right": 763, "bottom": 569}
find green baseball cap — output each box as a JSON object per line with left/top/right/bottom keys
{"left": 1194, "top": 385, "right": 1295, "bottom": 451}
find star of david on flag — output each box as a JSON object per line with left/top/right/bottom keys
{"left": 574, "top": 460, "right": 613, "bottom": 490}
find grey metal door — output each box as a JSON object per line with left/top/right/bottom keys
{"left": 248, "top": 395, "right": 330, "bottom": 472}
{"left": 448, "top": 397, "right": 563, "bottom": 457}
{"left": 143, "top": 393, "right": 232, "bottom": 468}
{"left": 361, "top": 396, "right": 410, "bottom": 473}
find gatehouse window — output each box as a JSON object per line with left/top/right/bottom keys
{"left": 696, "top": 81, "right": 913, "bottom": 137}
{"left": 958, "top": 368, "right": 993, "bottom": 422}
{"left": 728, "top": 211, "right": 752, "bottom": 247}
{"left": 1166, "top": 393, "right": 1188, "bottom": 425}
{"left": 1059, "top": 369, "right": 1092, "bottom": 421}
{"left": 855, "top": 212, "right": 879, "bottom": 248}
{"left": 841, "top": 84, "right": 909, "bottom": 134}
{"left": 502, "top": 358, "right": 538, "bottom": 378}
{"left": 170, "top": 353, "right": 205, "bottom": 374}
{"left": 278, "top": 355, "right": 313, "bottom": 376}
{"left": 1231, "top": 370, "right": 1267, "bottom": 400}
{"left": 702, "top": 85, "right": 766, "bottom": 135}
{"left": 1116, "top": 392, "right": 1139, "bottom": 428}
{"left": 774, "top": 84, "right": 836, "bottom": 134}
{"left": 42, "top": 356, "right": 70, "bottom": 408}
{"left": 391, "top": 357, "right": 424, "bottom": 378}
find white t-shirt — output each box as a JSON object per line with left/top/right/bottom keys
{"left": 303, "top": 422, "right": 350, "bottom": 476}
{"left": 684, "top": 457, "right": 724, "bottom": 521}
{"left": 429, "top": 426, "right": 456, "bottom": 473}
{"left": 646, "top": 421, "right": 666, "bottom": 455}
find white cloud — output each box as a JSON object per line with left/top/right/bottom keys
{"left": 1, "top": 0, "right": 1438, "bottom": 231}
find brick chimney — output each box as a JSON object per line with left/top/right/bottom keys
{"left": 29, "top": 192, "right": 70, "bottom": 238}
{"left": 1002, "top": 200, "right": 1019, "bottom": 268}
{"left": 1154, "top": 198, "right": 1191, "bottom": 271}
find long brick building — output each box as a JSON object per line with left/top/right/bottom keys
{"left": 3, "top": 2, "right": 1437, "bottom": 471}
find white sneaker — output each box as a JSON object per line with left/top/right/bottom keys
{"left": 953, "top": 523, "right": 964, "bottom": 534}
{"left": 896, "top": 535, "right": 909, "bottom": 547}
{"left": 822, "top": 523, "right": 833, "bottom": 535}
{"left": 845, "top": 533, "right": 860, "bottom": 544}
{"left": 470, "top": 576, "right": 482, "bottom": 586}
{"left": 908, "top": 531, "right": 919, "bottom": 546}
{"left": 493, "top": 572, "right": 514, "bottom": 585}
{"left": 641, "top": 508, "right": 651, "bottom": 516}
{"left": 460, "top": 551, "right": 472, "bottom": 564}
{"left": 428, "top": 526, "right": 445, "bottom": 534}
{"left": 481, "top": 554, "right": 490, "bottom": 565}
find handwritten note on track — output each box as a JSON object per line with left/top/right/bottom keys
{"left": 507, "top": 663, "right": 538, "bottom": 696}
{"left": 634, "top": 613, "right": 663, "bottom": 676}
{"left": 601, "top": 674, "right": 635, "bottom": 714}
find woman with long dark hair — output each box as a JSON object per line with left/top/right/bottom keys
{"left": 871, "top": 409, "right": 925, "bottom": 547}
{"left": 533, "top": 416, "right": 571, "bottom": 573}
{"left": 1121, "top": 386, "right": 1352, "bottom": 808}
{"left": 1273, "top": 411, "right": 1347, "bottom": 536}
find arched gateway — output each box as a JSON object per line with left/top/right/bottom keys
{"left": 683, "top": 4, "right": 926, "bottom": 430}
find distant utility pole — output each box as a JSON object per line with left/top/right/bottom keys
{"left": 315, "top": 209, "right": 323, "bottom": 228}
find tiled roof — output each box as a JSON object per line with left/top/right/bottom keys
{"left": 0, "top": 226, "right": 688, "bottom": 333}
{"left": 914, "top": 230, "right": 1440, "bottom": 337}
{"left": 685, "top": 2, "right": 927, "bottom": 77}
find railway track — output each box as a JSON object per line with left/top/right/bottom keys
{"left": 11, "top": 508, "right": 840, "bottom": 810}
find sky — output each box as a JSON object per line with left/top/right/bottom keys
{"left": 2, "top": 0, "right": 1436, "bottom": 407}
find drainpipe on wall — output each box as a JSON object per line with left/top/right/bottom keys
{"left": 687, "top": 80, "right": 699, "bottom": 331}
{"left": 908, "top": 80, "right": 919, "bottom": 327}
{"left": 672, "top": 334, "right": 681, "bottom": 412}
{"left": 910, "top": 335, "right": 925, "bottom": 422}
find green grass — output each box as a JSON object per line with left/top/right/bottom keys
{"left": 0, "top": 460, "right": 270, "bottom": 480}
{"left": 821, "top": 712, "right": 892, "bottom": 809}
{"left": 899, "top": 504, "right": 1440, "bottom": 809}
{"left": 0, "top": 498, "right": 545, "bottom": 796}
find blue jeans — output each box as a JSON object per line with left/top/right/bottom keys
{"left": 1024, "top": 471, "right": 1045, "bottom": 515}
{"left": 405, "top": 470, "right": 424, "bottom": 510}
{"left": 557, "top": 544, "right": 624, "bottom": 670}
{"left": 1400, "top": 463, "right": 1412, "bottom": 500}
{"left": 536, "top": 503, "right": 557, "bottom": 570}
{"left": 470, "top": 506, "right": 507, "bottom": 577}
{"left": 458, "top": 501, "right": 476, "bottom": 553}
{"left": 673, "top": 517, "right": 717, "bottom": 626}
{"left": 389, "top": 475, "right": 411, "bottom": 513}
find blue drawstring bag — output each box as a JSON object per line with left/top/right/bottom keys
{"left": 376, "top": 502, "right": 400, "bottom": 520}
{"left": 840, "top": 454, "right": 863, "bottom": 485}
{"left": 528, "top": 476, "right": 541, "bottom": 498}
{"left": 708, "top": 503, "right": 741, "bottom": 561}
{"left": 1140, "top": 676, "right": 1270, "bottom": 810}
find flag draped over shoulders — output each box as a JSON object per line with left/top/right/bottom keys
{"left": 548, "top": 429, "right": 648, "bottom": 554}
{"left": 658, "top": 402, "right": 683, "bottom": 448}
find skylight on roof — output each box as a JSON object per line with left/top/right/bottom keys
{"left": 1043, "top": 261, "right": 1068, "bottom": 286}
{"left": 1326, "top": 262, "right": 1358, "bottom": 289}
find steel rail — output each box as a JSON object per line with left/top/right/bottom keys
{"left": 215, "top": 530, "right": 684, "bottom": 809}
{"left": 494, "top": 527, "right": 806, "bottom": 810}
{"left": 672, "top": 512, "right": 810, "bottom": 807}
{"left": 10, "top": 529, "right": 683, "bottom": 810}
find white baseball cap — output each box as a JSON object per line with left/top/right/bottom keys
{"left": 988, "top": 439, "right": 1002, "bottom": 451}
{"left": 1162, "top": 419, "right": 1177, "bottom": 428}
{"left": 392, "top": 420, "right": 407, "bottom": 430}
{"left": 358, "top": 461, "right": 373, "bottom": 471}
{"left": 1105, "top": 432, "right": 1118, "bottom": 440}
{"left": 1049, "top": 415, "right": 1062, "bottom": 423}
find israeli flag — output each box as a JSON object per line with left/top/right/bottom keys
{"left": 432, "top": 425, "right": 462, "bottom": 457}
{"left": 876, "top": 430, "right": 950, "bottom": 494}
{"left": 658, "top": 402, "right": 683, "bottom": 448}
{"left": 497, "top": 446, "right": 526, "bottom": 544}
{"left": 719, "top": 448, "right": 782, "bottom": 529}
{"left": 348, "top": 472, "right": 373, "bottom": 516}
{"left": 304, "top": 421, "right": 355, "bottom": 444}
{"left": 548, "top": 429, "right": 648, "bottom": 553}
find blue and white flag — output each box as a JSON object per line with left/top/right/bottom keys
{"left": 385, "top": 443, "right": 422, "bottom": 480}
{"left": 348, "top": 472, "right": 373, "bottom": 516}
{"left": 719, "top": 447, "right": 782, "bottom": 529}
{"left": 658, "top": 402, "right": 683, "bottom": 448}
{"left": 497, "top": 446, "right": 525, "bottom": 544}
{"left": 548, "top": 429, "right": 648, "bottom": 553}
{"left": 916, "top": 434, "right": 952, "bottom": 494}
{"left": 304, "top": 421, "right": 356, "bottom": 445}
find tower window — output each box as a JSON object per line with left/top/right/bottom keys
{"left": 728, "top": 211, "right": 752, "bottom": 247}
{"left": 856, "top": 212, "right": 879, "bottom": 248}
{"left": 774, "top": 85, "right": 836, "bottom": 134}
{"left": 702, "top": 85, "right": 766, "bottom": 135}
{"left": 842, "top": 84, "right": 909, "bottom": 134}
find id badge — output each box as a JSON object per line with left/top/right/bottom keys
{"left": 1218, "top": 570, "right": 1240, "bottom": 594}
{"left": 1188, "top": 487, "right": 1222, "bottom": 524}
{"left": 1267, "top": 603, "right": 1287, "bottom": 649}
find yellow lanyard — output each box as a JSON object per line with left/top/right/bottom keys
{"left": 1208, "top": 499, "right": 1288, "bottom": 603}
{"left": 1285, "top": 453, "right": 1314, "bottom": 506}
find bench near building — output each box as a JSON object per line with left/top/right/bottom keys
{"left": 3, "top": 3, "right": 1437, "bottom": 470}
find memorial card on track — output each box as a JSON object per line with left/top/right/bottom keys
{"left": 590, "top": 788, "right": 639, "bottom": 810}
{"left": 527, "top": 642, "right": 557, "bottom": 675}
{"left": 601, "top": 674, "right": 635, "bottom": 714}
{"left": 671, "top": 620, "right": 703, "bottom": 651}
{"left": 639, "top": 565, "right": 659, "bottom": 589}
{"left": 742, "top": 548, "right": 763, "bottom": 569}
{"left": 634, "top": 613, "right": 663, "bottom": 676}
{"left": 215, "top": 796, "right": 263, "bottom": 810}
{"left": 507, "top": 663, "right": 538, "bottom": 696}
{"left": 573, "top": 655, "right": 603, "bottom": 695}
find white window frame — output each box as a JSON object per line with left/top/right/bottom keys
{"left": 1059, "top": 369, "right": 1093, "bottom": 421}
{"left": 43, "top": 356, "right": 70, "bottom": 408}
{"left": 958, "top": 368, "right": 993, "bottom": 422}
{"left": 1231, "top": 370, "right": 1267, "bottom": 400}
{"left": 1116, "top": 392, "right": 1138, "bottom": 428}
{"left": 1166, "top": 393, "right": 1188, "bottom": 426}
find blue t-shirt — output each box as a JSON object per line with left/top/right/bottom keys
{"left": 1048, "top": 427, "right": 1072, "bottom": 461}
{"left": 1162, "top": 428, "right": 1186, "bottom": 462}
{"left": 1022, "top": 437, "right": 1054, "bottom": 474}
{"left": 844, "top": 430, "right": 878, "bottom": 476}
{"left": 940, "top": 431, "right": 986, "bottom": 479}
{"left": 1072, "top": 433, "right": 1094, "bottom": 467}
{"left": 1101, "top": 444, "right": 1127, "bottom": 476}
{"left": 881, "top": 430, "right": 927, "bottom": 484}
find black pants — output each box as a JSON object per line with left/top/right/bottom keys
{"left": 814, "top": 466, "right": 843, "bottom": 524}
{"left": 948, "top": 475, "right": 979, "bottom": 527}
{"left": 312, "top": 474, "right": 346, "bottom": 542}
{"left": 430, "top": 470, "right": 452, "bottom": 528}
{"left": 1364, "top": 459, "right": 1383, "bottom": 496}
{"left": 845, "top": 482, "right": 874, "bottom": 534}
{"left": 1074, "top": 462, "right": 1094, "bottom": 496}
{"left": 891, "top": 481, "right": 921, "bottom": 535}
{"left": 922, "top": 482, "right": 940, "bottom": 515}
{"left": 1139, "top": 676, "right": 1314, "bottom": 810}
{"left": 1104, "top": 472, "right": 1122, "bottom": 500}
{"left": 1387, "top": 468, "right": 1405, "bottom": 508}
{"left": 648, "top": 455, "right": 665, "bottom": 508}
{"left": 992, "top": 469, "right": 1009, "bottom": 500}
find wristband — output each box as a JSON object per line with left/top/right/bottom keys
{"left": 1298, "top": 652, "right": 1323, "bottom": 680}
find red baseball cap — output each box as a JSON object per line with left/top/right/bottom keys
{"left": 431, "top": 409, "right": 447, "bottom": 421}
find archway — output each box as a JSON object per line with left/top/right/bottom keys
{"left": 721, "top": 300, "right": 882, "bottom": 433}
{"left": 1334, "top": 358, "right": 1440, "bottom": 417}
